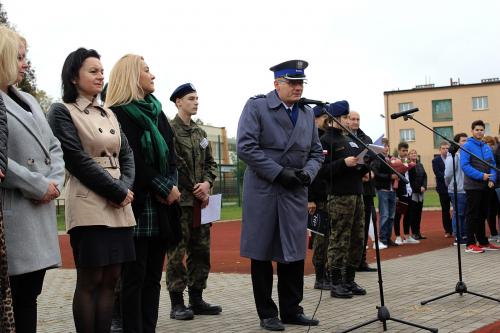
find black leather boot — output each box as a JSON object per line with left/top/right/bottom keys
{"left": 330, "top": 268, "right": 352, "bottom": 298}
{"left": 188, "top": 288, "right": 222, "bottom": 315}
{"left": 344, "top": 266, "right": 367, "bottom": 295}
{"left": 169, "top": 291, "right": 194, "bottom": 320}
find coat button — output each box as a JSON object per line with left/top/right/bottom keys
{"left": 45, "top": 158, "right": 51, "bottom": 165}
{"left": 27, "top": 158, "right": 34, "bottom": 166}
{"left": 84, "top": 109, "right": 90, "bottom": 114}
{"left": 101, "top": 151, "right": 106, "bottom": 157}
{"left": 101, "top": 111, "right": 106, "bottom": 117}
{"left": 110, "top": 129, "right": 116, "bottom": 134}
{"left": 98, "top": 128, "right": 103, "bottom": 133}
{"left": 112, "top": 153, "right": 117, "bottom": 157}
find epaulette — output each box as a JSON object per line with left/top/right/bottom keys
{"left": 250, "top": 94, "right": 266, "bottom": 100}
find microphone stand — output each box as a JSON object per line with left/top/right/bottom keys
{"left": 398, "top": 114, "right": 500, "bottom": 306}
{"left": 319, "top": 106, "right": 438, "bottom": 333}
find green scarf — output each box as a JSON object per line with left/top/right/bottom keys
{"left": 120, "top": 94, "right": 169, "bottom": 175}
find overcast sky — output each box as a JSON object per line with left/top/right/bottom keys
{"left": 3, "top": 0, "right": 500, "bottom": 139}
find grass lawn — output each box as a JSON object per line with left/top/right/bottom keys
{"left": 373, "top": 189, "right": 440, "bottom": 208}
{"left": 56, "top": 190, "right": 441, "bottom": 231}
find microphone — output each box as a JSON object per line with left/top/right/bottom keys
{"left": 298, "top": 98, "right": 329, "bottom": 106}
{"left": 390, "top": 108, "right": 419, "bottom": 119}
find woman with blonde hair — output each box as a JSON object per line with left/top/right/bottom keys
{"left": 1, "top": 26, "right": 65, "bottom": 333}
{"left": 106, "top": 54, "right": 181, "bottom": 332}
{"left": 47, "top": 48, "right": 136, "bottom": 333}
{"left": 0, "top": 25, "right": 16, "bottom": 333}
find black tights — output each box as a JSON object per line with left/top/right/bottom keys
{"left": 73, "top": 264, "right": 121, "bottom": 333}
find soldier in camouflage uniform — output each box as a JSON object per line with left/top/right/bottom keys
{"left": 319, "top": 101, "right": 368, "bottom": 299}
{"left": 309, "top": 106, "right": 331, "bottom": 290}
{"left": 167, "top": 83, "right": 220, "bottom": 320}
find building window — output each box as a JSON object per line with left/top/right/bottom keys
{"left": 433, "top": 126, "right": 454, "bottom": 148}
{"left": 399, "top": 102, "right": 413, "bottom": 112}
{"left": 472, "top": 96, "right": 488, "bottom": 110}
{"left": 432, "top": 99, "right": 453, "bottom": 122}
{"left": 400, "top": 129, "right": 416, "bottom": 142}
{"left": 485, "top": 123, "right": 491, "bottom": 135}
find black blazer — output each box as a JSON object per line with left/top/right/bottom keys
{"left": 112, "top": 105, "right": 181, "bottom": 245}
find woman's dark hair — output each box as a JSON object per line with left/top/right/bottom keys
{"left": 61, "top": 48, "right": 100, "bottom": 103}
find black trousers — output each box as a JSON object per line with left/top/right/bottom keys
{"left": 409, "top": 200, "right": 423, "bottom": 236}
{"left": 465, "top": 190, "right": 489, "bottom": 246}
{"left": 394, "top": 195, "right": 411, "bottom": 236}
{"left": 361, "top": 195, "right": 375, "bottom": 264}
{"left": 250, "top": 259, "right": 304, "bottom": 320}
{"left": 486, "top": 188, "right": 499, "bottom": 236}
{"left": 121, "top": 237, "right": 167, "bottom": 333}
{"left": 439, "top": 192, "right": 452, "bottom": 234}
{"left": 10, "top": 269, "right": 46, "bottom": 333}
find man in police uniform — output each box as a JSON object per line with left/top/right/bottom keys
{"left": 319, "top": 101, "right": 368, "bottom": 299}
{"left": 237, "top": 60, "right": 323, "bottom": 331}
{"left": 167, "top": 83, "right": 220, "bottom": 320}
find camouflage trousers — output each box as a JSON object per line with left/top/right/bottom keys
{"left": 327, "top": 195, "right": 365, "bottom": 270}
{"left": 311, "top": 202, "right": 329, "bottom": 272}
{"left": 166, "top": 206, "right": 211, "bottom": 292}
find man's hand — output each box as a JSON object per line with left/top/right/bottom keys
{"left": 295, "top": 170, "right": 311, "bottom": 186}
{"left": 420, "top": 186, "right": 426, "bottom": 193}
{"left": 483, "top": 173, "right": 492, "bottom": 181}
{"left": 193, "top": 181, "right": 210, "bottom": 201}
{"left": 275, "top": 168, "right": 302, "bottom": 189}
{"left": 344, "top": 156, "right": 358, "bottom": 167}
{"left": 0, "top": 169, "right": 4, "bottom": 179}
{"left": 488, "top": 180, "right": 494, "bottom": 188}
{"left": 308, "top": 202, "right": 316, "bottom": 215}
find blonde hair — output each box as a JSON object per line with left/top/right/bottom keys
{"left": 0, "top": 25, "right": 21, "bottom": 87}
{"left": 105, "top": 54, "right": 145, "bottom": 107}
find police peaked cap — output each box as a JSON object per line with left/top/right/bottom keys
{"left": 270, "top": 60, "right": 308, "bottom": 80}
{"left": 170, "top": 83, "right": 196, "bottom": 102}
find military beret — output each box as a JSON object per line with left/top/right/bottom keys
{"left": 269, "top": 59, "right": 308, "bottom": 80}
{"left": 327, "top": 100, "right": 349, "bottom": 117}
{"left": 170, "top": 83, "right": 196, "bottom": 102}
{"left": 313, "top": 105, "right": 327, "bottom": 118}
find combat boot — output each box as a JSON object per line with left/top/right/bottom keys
{"left": 313, "top": 265, "right": 325, "bottom": 289}
{"left": 169, "top": 291, "right": 194, "bottom": 320}
{"left": 344, "top": 266, "right": 367, "bottom": 295}
{"left": 188, "top": 288, "right": 222, "bottom": 315}
{"left": 330, "top": 268, "right": 352, "bottom": 298}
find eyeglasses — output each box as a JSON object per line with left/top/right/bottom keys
{"left": 277, "top": 79, "right": 307, "bottom": 86}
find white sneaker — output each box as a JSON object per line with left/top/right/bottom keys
{"left": 395, "top": 236, "right": 404, "bottom": 245}
{"left": 373, "top": 241, "right": 388, "bottom": 250}
{"left": 403, "top": 236, "right": 420, "bottom": 244}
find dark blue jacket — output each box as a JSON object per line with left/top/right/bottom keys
{"left": 432, "top": 155, "right": 447, "bottom": 194}
{"left": 460, "top": 137, "right": 497, "bottom": 190}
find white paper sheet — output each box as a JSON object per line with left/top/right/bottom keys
{"left": 201, "top": 194, "right": 222, "bottom": 224}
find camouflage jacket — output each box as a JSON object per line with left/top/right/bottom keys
{"left": 170, "top": 114, "right": 217, "bottom": 206}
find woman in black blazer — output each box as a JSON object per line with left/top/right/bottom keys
{"left": 105, "top": 54, "right": 182, "bottom": 332}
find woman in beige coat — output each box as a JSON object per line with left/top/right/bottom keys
{"left": 47, "top": 48, "right": 136, "bottom": 333}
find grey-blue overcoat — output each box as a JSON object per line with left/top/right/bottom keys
{"left": 0, "top": 88, "right": 65, "bottom": 276}
{"left": 237, "top": 91, "right": 323, "bottom": 263}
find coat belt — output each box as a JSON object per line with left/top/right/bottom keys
{"left": 93, "top": 156, "right": 119, "bottom": 169}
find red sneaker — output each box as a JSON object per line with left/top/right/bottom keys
{"left": 465, "top": 245, "right": 485, "bottom": 253}
{"left": 479, "top": 243, "right": 500, "bottom": 251}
